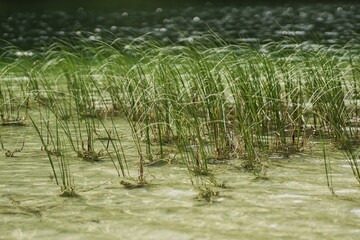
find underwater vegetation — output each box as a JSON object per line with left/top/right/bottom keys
{"left": 1, "top": 35, "right": 360, "bottom": 199}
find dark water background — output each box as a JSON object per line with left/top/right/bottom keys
{"left": 0, "top": 1, "right": 359, "bottom": 49}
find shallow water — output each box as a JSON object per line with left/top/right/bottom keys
{"left": 1, "top": 123, "right": 360, "bottom": 240}
{"left": 1, "top": 2, "right": 360, "bottom": 239}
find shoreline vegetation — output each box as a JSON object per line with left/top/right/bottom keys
{"left": 1, "top": 36, "right": 359, "bottom": 200}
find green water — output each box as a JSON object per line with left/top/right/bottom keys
{"left": 1, "top": 123, "right": 360, "bottom": 240}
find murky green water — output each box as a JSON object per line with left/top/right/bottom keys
{"left": 1, "top": 123, "right": 360, "bottom": 240}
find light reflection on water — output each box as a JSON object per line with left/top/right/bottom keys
{"left": 0, "top": 125, "right": 360, "bottom": 239}
{"left": 1, "top": 3, "right": 360, "bottom": 50}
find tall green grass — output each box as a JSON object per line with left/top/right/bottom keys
{"left": 2, "top": 36, "right": 360, "bottom": 196}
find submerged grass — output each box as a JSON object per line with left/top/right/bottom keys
{"left": 1, "top": 36, "right": 360, "bottom": 196}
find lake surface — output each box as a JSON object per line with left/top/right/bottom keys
{"left": 1, "top": 123, "right": 360, "bottom": 239}
{"left": 1, "top": 2, "right": 360, "bottom": 240}
{"left": 1, "top": 2, "right": 360, "bottom": 50}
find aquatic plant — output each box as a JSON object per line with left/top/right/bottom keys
{"left": 0, "top": 135, "right": 25, "bottom": 157}
{"left": 30, "top": 113, "right": 79, "bottom": 197}
{"left": 2, "top": 36, "right": 360, "bottom": 194}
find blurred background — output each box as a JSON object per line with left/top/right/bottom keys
{"left": 1, "top": 0, "right": 357, "bottom": 13}
{"left": 0, "top": 0, "right": 359, "bottom": 49}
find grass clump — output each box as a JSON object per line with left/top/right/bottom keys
{"left": 1, "top": 36, "right": 360, "bottom": 195}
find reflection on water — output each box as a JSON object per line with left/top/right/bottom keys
{"left": 0, "top": 124, "right": 360, "bottom": 239}
{"left": 1, "top": 3, "right": 360, "bottom": 49}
